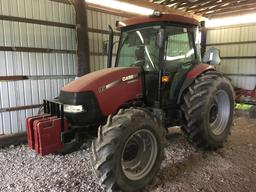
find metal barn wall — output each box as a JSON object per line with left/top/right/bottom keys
{"left": 206, "top": 24, "right": 256, "bottom": 90}
{"left": 0, "top": 0, "right": 132, "bottom": 136}
{"left": 87, "top": 8, "right": 128, "bottom": 72}
{"left": 0, "top": 0, "right": 77, "bottom": 135}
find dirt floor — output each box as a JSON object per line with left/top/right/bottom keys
{"left": 146, "top": 112, "right": 256, "bottom": 192}
{"left": 0, "top": 112, "right": 255, "bottom": 192}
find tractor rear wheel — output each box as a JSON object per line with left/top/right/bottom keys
{"left": 91, "top": 108, "right": 164, "bottom": 192}
{"left": 181, "top": 71, "right": 234, "bottom": 149}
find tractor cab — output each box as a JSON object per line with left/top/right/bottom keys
{"left": 115, "top": 22, "right": 201, "bottom": 105}
{"left": 113, "top": 13, "right": 202, "bottom": 115}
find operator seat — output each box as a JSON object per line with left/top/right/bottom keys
{"left": 133, "top": 47, "right": 145, "bottom": 67}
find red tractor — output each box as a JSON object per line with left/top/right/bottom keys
{"left": 26, "top": 13, "right": 234, "bottom": 192}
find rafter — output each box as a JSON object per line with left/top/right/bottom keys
{"left": 189, "top": 0, "right": 255, "bottom": 13}
{"left": 202, "top": 6, "right": 256, "bottom": 18}
{"left": 149, "top": 0, "right": 256, "bottom": 18}
{"left": 209, "top": 9, "right": 256, "bottom": 18}
{"left": 196, "top": 2, "right": 256, "bottom": 14}
{"left": 160, "top": 0, "right": 173, "bottom": 5}
{"left": 175, "top": 0, "right": 219, "bottom": 8}
{"left": 186, "top": 0, "right": 237, "bottom": 11}
{"left": 118, "top": 0, "right": 205, "bottom": 20}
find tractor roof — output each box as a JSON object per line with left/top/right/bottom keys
{"left": 117, "top": 13, "right": 199, "bottom": 29}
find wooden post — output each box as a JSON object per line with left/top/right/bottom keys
{"left": 70, "top": 0, "right": 90, "bottom": 76}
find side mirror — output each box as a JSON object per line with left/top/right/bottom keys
{"left": 156, "top": 29, "right": 164, "bottom": 48}
{"left": 102, "top": 40, "right": 109, "bottom": 55}
{"left": 203, "top": 47, "right": 221, "bottom": 65}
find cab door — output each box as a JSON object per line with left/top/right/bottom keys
{"left": 162, "top": 26, "right": 198, "bottom": 106}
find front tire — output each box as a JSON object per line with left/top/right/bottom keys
{"left": 91, "top": 108, "right": 164, "bottom": 192}
{"left": 181, "top": 71, "right": 234, "bottom": 149}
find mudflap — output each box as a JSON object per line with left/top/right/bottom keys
{"left": 25, "top": 100, "right": 70, "bottom": 156}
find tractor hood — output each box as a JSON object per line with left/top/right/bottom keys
{"left": 62, "top": 67, "right": 141, "bottom": 93}
{"left": 60, "top": 67, "right": 143, "bottom": 116}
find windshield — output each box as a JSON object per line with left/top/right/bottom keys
{"left": 116, "top": 26, "right": 161, "bottom": 72}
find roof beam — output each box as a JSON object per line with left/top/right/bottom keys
{"left": 161, "top": 0, "right": 172, "bottom": 5}
{"left": 186, "top": 0, "right": 234, "bottom": 12}
{"left": 195, "top": 0, "right": 256, "bottom": 14}
{"left": 160, "top": 0, "right": 183, "bottom": 6}
{"left": 118, "top": 0, "right": 205, "bottom": 21}
{"left": 197, "top": 2, "right": 256, "bottom": 15}
{"left": 176, "top": 0, "right": 216, "bottom": 8}
{"left": 204, "top": 4, "right": 256, "bottom": 17}
{"left": 150, "top": 0, "right": 256, "bottom": 18}
{"left": 209, "top": 9, "right": 256, "bottom": 18}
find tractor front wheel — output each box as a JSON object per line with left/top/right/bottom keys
{"left": 181, "top": 71, "right": 234, "bottom": 149}
{"left": 91, "top": 108, "right": 164, "bottom": 192}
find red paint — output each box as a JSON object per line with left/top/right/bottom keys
{"left": 26, "top": 114, "right": 50, "bottom": 149}
{"left": 235, "top": 88, "right": 256, "bottom": 101}
{"left": 62, "top": 67, "right": 143, "bottom": 116}
{"left": 26, "top": 115, "right": 69, "bottom": 156}
{"left": 33, "top": 117, "right": 56, "bottom": 154}
{"left": 119, "top": 14, "right": 199, "bottom": 29}
{"left": 187, "top": 64, "right": 215, "bottom": 79}
{"left": 32, "top": 116, "right": 68, "bottom": 156}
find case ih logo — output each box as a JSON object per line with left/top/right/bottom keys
{"left": 122, "top": 74, "right": 138, "bottom": 82}
{"left": 98, "top": 73, "right": 139, "bottom": 93}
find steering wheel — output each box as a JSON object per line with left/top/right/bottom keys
{"left": 130, "top": 51, "right": 159, "bottom": 69}
{"left": 130, "top": 60, "right": 145, "bottom": 67}
{"left": 148, "top": 53, "right": 158, "bottom": 61}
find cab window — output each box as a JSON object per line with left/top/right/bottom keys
{"left": 164, "top": 26, "right": 195, "bottom": 71}
{"left": 116, "top": 26, "right": 161, "bottom": 72}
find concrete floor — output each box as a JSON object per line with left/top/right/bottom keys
{"left": 0, "top": 113, "right": 255, "bottom": 192}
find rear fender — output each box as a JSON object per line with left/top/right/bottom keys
{"left": 177, "top": 64, "right": 215, "bottom": 104}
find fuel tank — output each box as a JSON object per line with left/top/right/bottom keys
{"left": 61, "top": 67, "right": 143, "bottom": 116}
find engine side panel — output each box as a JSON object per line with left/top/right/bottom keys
{"left": 97, "top": 75, "right": 142, "bottom": 116}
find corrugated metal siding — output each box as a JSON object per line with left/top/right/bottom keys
{"left": 0, "top": 0, "right": 75, "bottom": 24}
{"left": 0, "top": 1, "right": 129, "bottom": 135}
{"left": 87, "top": 9, "right": 126, "bottom": 71}
{"left": 0, "top": 0, "right": 77, "bottom": 135}
{"left": 206, "top": 24, "right": 256, "bottom": 90}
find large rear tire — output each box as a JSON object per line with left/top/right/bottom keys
{"left": 181, "top": 71, "right": 234, "bottom": 149}
{"left": 90, "top": 108, "right": 165, "bottom": 192}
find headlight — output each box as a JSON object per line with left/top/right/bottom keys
{"left": 64, "top": 105, "right": 85, "bottom": 113}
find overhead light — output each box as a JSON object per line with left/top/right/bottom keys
{"left": 85, "top": 0, "right": 154, "bottom": 15}
{"left": 206, "top": 12, "right": 256, "bottom": 28}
